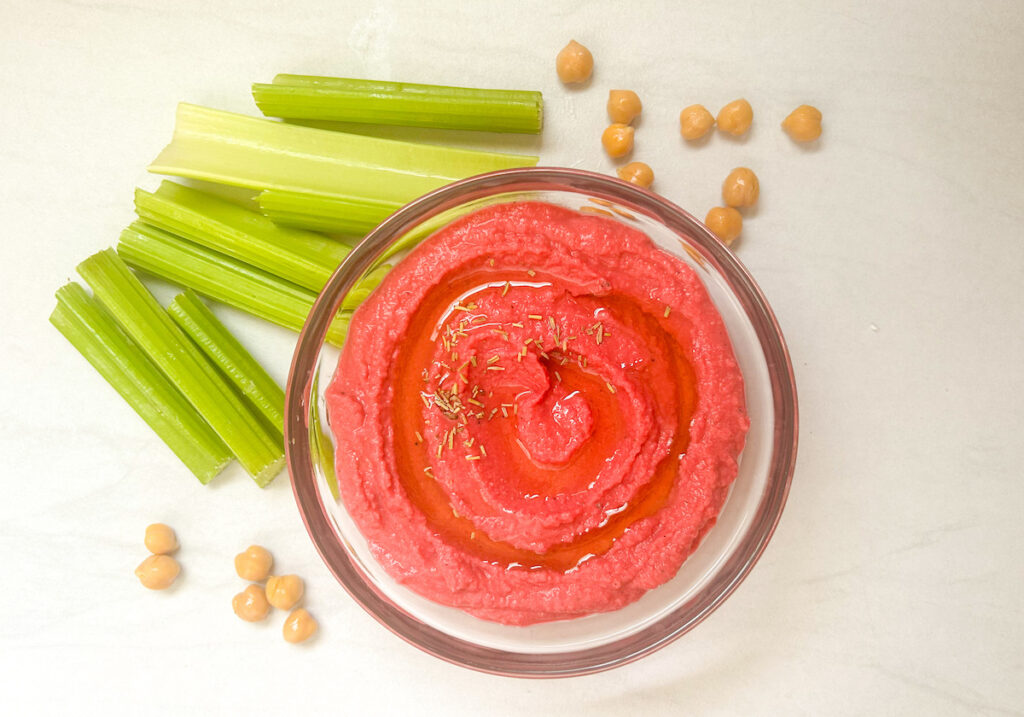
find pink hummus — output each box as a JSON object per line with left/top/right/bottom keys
{"left": 326, "top": 202, "right": 748, "bottom": 625}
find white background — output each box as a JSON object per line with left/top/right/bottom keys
{"left": 2, "top": 1, "right": 1022, "bottom": 714}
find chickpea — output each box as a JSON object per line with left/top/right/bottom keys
{"left": 144, "top": 523, "right": 178, "bottom": 555}
{"left": 716, "top": 99, "right": 753, "bottom": 136}
{"left": 234, "top": 545, "right": 273, "bottom": 582}
{"left": 232, "top": 584, "right": 271, "bottom": 622}
{"left": 679, "top": 104, "right": 715, "bottom": 140}
{"left": 282, "top": 608, "right": 318, "bottom": 644}
{"left": 782, "top": 104, "right": 822, "bottom": 142}
{"left": 722, "top": 167, "right": 760, "bottom": 208}
{"left": 607, "top": 90, "right": 642, "bottom": 124}
{"left": 705, "top": 207, "right": 743, "bottom": 246}
{"left": 555, "top": 40, "right": 593, "bottom": 84}
{"left": 601, "top": 123, "right": 634, "bottom": 158}
{"left": 265, "top": 574, "right": 304, "bottom": 611}
{"left": 617, "top": 162, "right": 654, "bottom": 188}
{"left": 135, "top": 554, "right": 180, "bottom": 590}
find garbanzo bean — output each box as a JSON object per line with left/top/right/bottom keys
{"left": 144, "top": 523, "right": 178, "bottom": 555}
{"left": 705, "top": 207, "right": 743, "bottom": 245}
{"left": 265, "top": 575, "right": 304, "bottom": 611}
{"left": 607, "top": 90, "right": 642, "bottom": 124}
{"left": 717, "top": 99, "right": 753, "bottom": 136}
{"left": 782, "top": 104, "right": 822, "bottom": 142}
{"left": 556, "top": 40, "right": 593, "bottom": 84}
{"left": 722, "top": 167, "right": 760, "bottom": 208}
{"left": 601, "top": 123, "right": 634, "bottom": 158}
{"left": 135, "top": 554, "right": 180, "bottom": 590}
{"left": 234, "top": 545, "right": 273, "bottom": 582}
{"left": 232, "top": 584, "right": 271, "bottom": 622}
{"left": 283, "top": 608, "right": 318, "bottom": 644}
{"left": 679, "top": 104, "right": 715, "bottom": 140}
{"left": 617, "top": 162, "right": 654, "bottom": 188}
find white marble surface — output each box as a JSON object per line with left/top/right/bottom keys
{"left": 2, "top": 0, "right": 1022, "bottom": 714}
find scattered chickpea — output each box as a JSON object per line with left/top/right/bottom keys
{"left": 282, "top": 608, "right": 318, "bottom": 644}
{"left": 234, "top": 545, "right": 273, "bottom": 582}
{"left": 232, "top": 584, "right": 271, "bottom": 622}
{"left": 716, "top": 99, "right": 753, "bottom": 136}
{"left": 555, "top": 40, "right": 593, "bottom": 84}
{"left": 679, "top": 104, "right": 715, "bottom": 140}
{"left": 722, "top": 167, "right": 760, "bottom": 208}
{"left": 617, "top": 162, "right": 654, "bottom": 188}
{"left": 601, "top": 123, "right": 634, "bottom": 158}
{"left": 144, "top": 523, "right": 178, "bottom": 555}
{"left": 265, "top": 575, "right": 304, "bottom": 611}
{"left": 782, "top": 104, "right": 822, "bottom": 142}
{"left": 607, "top": 90, "right": 642, "bottom": 124}
{"left": 135, "top": 554, "right": 180, "bottom": 590}
{"left": 705, "top": 207, "right": 743, "bottom": 246}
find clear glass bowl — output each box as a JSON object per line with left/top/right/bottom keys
{"left": 285, "top": 167, "right": 798, "bottom": 677}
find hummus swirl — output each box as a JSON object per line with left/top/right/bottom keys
{"left": 327, "top": 202, "right": 748, "bottom": 625}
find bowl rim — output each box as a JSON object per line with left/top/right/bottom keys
{"left": 285, "top": 166, "right": 798, "bottom": 678}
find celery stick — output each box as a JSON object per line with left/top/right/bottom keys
{"left": 309, "top": 371, "right": 339, "bottom": 501}
{"left": 77, "top": 249, "right": 284, "bottom": 486}
{"left": 135, "top": 181, "right": 348, "bottom": 292}
{"left": 148, "top": 103, "right": 538, "bottom": 205}
{"left": 259, "top": 190, "right": 401, "bottom": 237}
{"left": 169, "top": 290, "right": 284, "bottom": 434}
{"left": 117, "top": 222, "right": 350, "bottom": 347}
{"left": 342, "top": 263, "right": 391, "bottom": 311}
{"left": 50, "top": 283, "right": 232, "bottom": 484}
{"left": 252, "top": 75, "right": 543, "bottom": 134}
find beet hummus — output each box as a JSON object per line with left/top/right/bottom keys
{"left": 326, "top": 201, "right": 748, "bottom": 625}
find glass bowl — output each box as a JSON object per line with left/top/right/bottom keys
{"left": 285, "top": 167, "right": 797, "bottom": 677}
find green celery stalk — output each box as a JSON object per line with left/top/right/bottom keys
{"left": 342, "top": 263, "right": 391, "bottom": 311}
{"left": 258, "top": 189, "right": 467, "bottom": 264}
{"left": 258, "top": 190, "right": 402, "bottom": 237}
{"left": 135, "top": 181, "right": 349, "bottom": 292}
{"left": 50, "top": 283, "right": 232, "bottom": 484}
{"left": 147, "top": 103, "right": 538, "bottom": 205}
{"left": 117, "top": 222, "right": 350, "bottom": 346}
{"left": 252, "top": 75, "right": 543, "bottom": 134}
{"left": 169, "top": 290, "right": 284, "bottom": 434}
{"left": 309, "top": 371, "right": 339, "bottom": 501}
{"left": 77, "top": 249, "right": 284, "bottom": 486}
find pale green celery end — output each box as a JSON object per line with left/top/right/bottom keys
{"left": 327, "top": 312, "right": 350, "bottom": 348}
{"left": 255, "top": 75, "right": 543, "bottom": 133}
{"left": 148, "top": 103, "right": 538, "bottom": 204}
{"left": 325, "top": 233, "right": 359, "bottom": 248}
{"left": 259, "top": 189, "right": 403, "bottom": 220}
{"left": 260, "top": 209, "right": 371, "bottom": 237}
{"left": 309, "top": 370, "right": 340, "bottom": 501}
{"left": 341, "top": 264, "right": 391, "bottom": 310}
{"left": 376, "top": 210, "right": 457, "bottom": 265}
{"left": 341, "top": 288, "right": 370, "bottom": 310}
{"left": 359, "top": 263, "right": 391, "bottom": 289}
{"left": 258, "top": 190, "right": 401, "bottom": 236}
{"left": 134, "top": 184, "right": 344, "bottom": 292}
{"left": 50, "top": 283, "right": 232, "bottom": 484}
{"left": 168, "top": 289, "right": 285, "bottom": 433}
{"left": 118, "top": 223, "right": 351, "bottom": 349}
{"left": 76, "top": 249, "right": 284, "bottom": 484}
